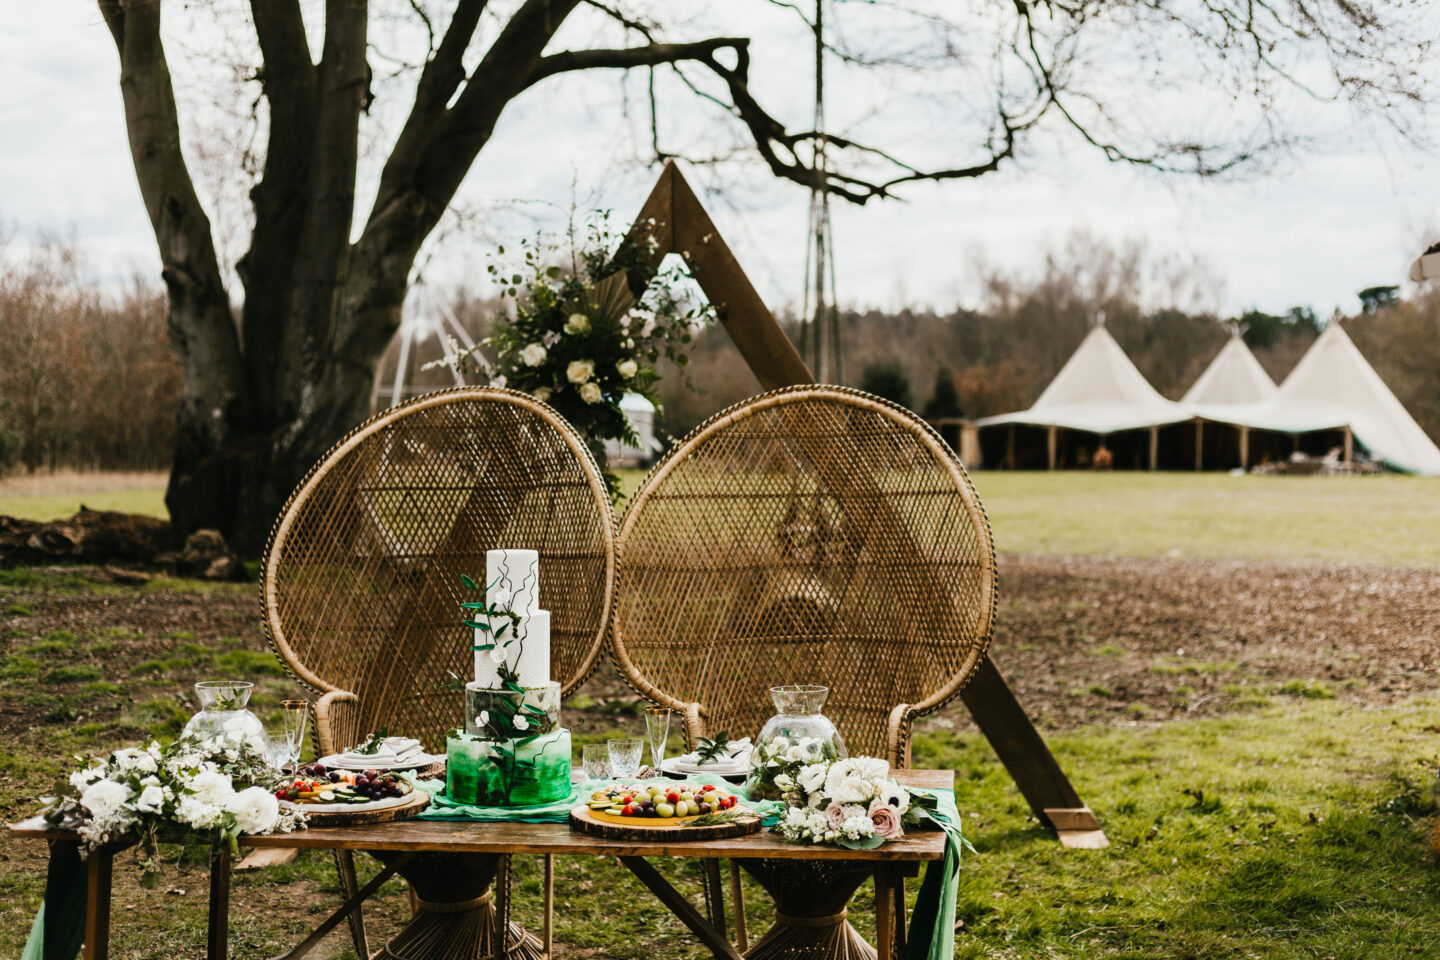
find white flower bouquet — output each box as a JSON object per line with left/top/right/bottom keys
{"left": 764, "top": 752, "right": 934, "bottom": 849}
{"left": 41, "top": 728, "right": 305, "bottom": 885}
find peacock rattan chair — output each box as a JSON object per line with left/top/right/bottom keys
{"left": 611, "top": 385, "right": 997, "bottom": 960}
{"left": 263, "top": 387, "right": 616, "bottom": 960}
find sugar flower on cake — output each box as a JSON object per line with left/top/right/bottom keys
{"left": 512, "top": 715, "right": 530, "bottom": 731}
{"left": 476, "top": 710, "right": 490, "bottom": 727}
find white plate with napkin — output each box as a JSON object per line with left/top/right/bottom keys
{"left": 661, "top": 737, "right": 753, "bottom": 781}
{"left": 321, "top": 737, "right": 439, "bottom": 771}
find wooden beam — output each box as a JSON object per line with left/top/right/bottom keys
{"left": 84, "top": 846, "right": 114, "bottom": 960}
{"left": 208, "top": 845, "right": 229, "bottom": 960}
{"left": 1149, "top": 426, "right": 1158, "bottom": 471}
{"left": 1239, "top": 426, "right": 1249, "bottom": 470}
{"left": 619, "top": 857, "right": 745, "bottom": 960}
{"left": 1046, "top": 427, "right": 1057, "bottom": 471}
{"left": 1343, "top": 426, "right": 1353, "bottom": 463}
{"left": 1194, "top": 420, "right": 1203, "bottom": 471}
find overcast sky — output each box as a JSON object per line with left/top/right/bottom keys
{"left": 2, "top": 2, "right": 1437, "bottom": 321}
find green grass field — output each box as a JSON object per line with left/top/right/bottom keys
{"left": 5, "top": 469, "right": 1439, "bottom": 568}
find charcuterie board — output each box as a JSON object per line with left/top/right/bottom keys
{"left": 569, "top": 802, "right": 761, "bottom": 841}
{"left": 287, "top": 788, "right": 430, "bottom": 827}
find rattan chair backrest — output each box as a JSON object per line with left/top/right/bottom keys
{"left": 263, "top": 388, "right": 616, "bottom": 752}
{"left": 611, "top": 385, "right": 996, "bottom": 762}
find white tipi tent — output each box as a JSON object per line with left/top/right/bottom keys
{"left": 1182, "top": 333, "right": 1278, "bottom": 412}
{"left": 1251, "top": 324, "right": 1440, "bottom": 474}
{"left": 976, "top": 324, "right": 1190, "bottom": 469}
{"left": 978, "top": 324, "right": 1189, "bottom": 435}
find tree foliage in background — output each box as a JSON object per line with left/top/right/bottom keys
{"left": 0, "top": 242, "right": 179, "bottom": 478}
{"left": 922, "top": 367, "right": 963, "bottom": 421}
{"left": 859, "top": 359, "right": 914, "bottom": 410}
{"left": 95, "top": 0, "right": 1434, "bottom": 552}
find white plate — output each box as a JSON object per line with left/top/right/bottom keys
{"left": 316, "top": 752, "right": 443, "bottom": 772}
{"left": 659, "top": 757, "right": 750, "bottom": 782}
{"left": 281, "top": 789, "right": 415, "bottom": 815}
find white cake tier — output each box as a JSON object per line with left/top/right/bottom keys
{"left": 473, "top": 608, "right": 550, "bottom": 688}
{"left": 487, "top": 549, "right": 540, "bottom": 612}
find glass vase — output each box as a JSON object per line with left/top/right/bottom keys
{"left": 745, "top": 685, "right": 847, "bottom": 800}
{"left": 182, "top": 680, "right": 267, "bottom": 753}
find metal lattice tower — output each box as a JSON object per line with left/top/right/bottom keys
{"left": 798, "top": 0, "right": 842, "bottom": 384}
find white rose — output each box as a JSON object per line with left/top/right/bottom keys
{"left": 177, "top": 796, "right": 226, "bottom": 829}
{"left": 489, "top": 646, "right": 507, "bottom": 664}
{"left": 579, "top": 382, "right": 603, "bottom": 404}
{"left": 564, "top": 313, "right": 590, "bottom": 335}
{"left": 566, "top": 359, "right": 595, "bottom": 383}
{"left": 520, "top": 343, "right": 547, "bottom": 366}
{"left": 135, "top": 783, "right": 166, "bottom": 813}
{"left": 616, "top": 359, "right": 638, "bottom": 379}
{"left": 69, "top": 766, "right": 105, "bottom": 791}
{"left": 189, "top": 770, "right": 235, "bottom": 806}
{"left": 490, "top": 586, "right": 512, "bottom": 609}
{"left": 477, "top": 710, "right": 490, "bottom": 727}
{"left": 533, "top": 387, "right": 552, "bottom": 403}
{"left": 513, "top": 715, "right": 529, "bottom": 731}
{"left": 80, "top": 779, "right": 132, "bottom": 817}
{"left": 227, "top": 786, "right": 281, "bottom": 834}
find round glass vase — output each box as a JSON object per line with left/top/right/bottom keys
{"left": 745, "top": 685, "right": 848, "bottom": 801}
{"left": 182, "top": 680, "right": 267, "bottom": 752}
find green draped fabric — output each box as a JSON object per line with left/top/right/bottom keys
{"left": 22, "top": 840, "right": 88, "bottom": 960}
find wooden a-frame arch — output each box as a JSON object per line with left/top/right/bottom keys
{"left": 622, "top": 160, "right": 1107, "bottom": 849}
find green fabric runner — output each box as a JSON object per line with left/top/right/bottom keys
{"left": 411, "top": 777, "right": 580, "bottom": 822}
{"left": 904, "top": 787, "right": 967, "bottom": 960}
{"left": 22, "top": 840, "right": 88, "bottom": 960}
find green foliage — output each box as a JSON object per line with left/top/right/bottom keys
{"left": 1358, "top": 285, "right": 1399, "bottom": 315}
{"left": 921, "top": 365, "right": 963, "bottom": 418}
{"left": 1238, "top": 305, "right": 1319, "bottom": 347}
{"left": 858, "top": 358, "right": 914, "bottom": 410}
{"left": 214, "top": 649, "right": 286, "bottom": 677}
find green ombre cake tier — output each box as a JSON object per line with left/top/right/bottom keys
{"left": 445, "top": 728, "right": 572, "bottom": 807}
{"left": 465, "top": 681, "right": 560, "bottom": 737}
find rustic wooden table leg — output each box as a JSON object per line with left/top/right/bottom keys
{"left": 703, "top": 858, "right": 727, "bottom": 938}
{"left": 83, "top": 846, "right": 114, "bottom": 960}
{"left": 618, "top": 856, "right": 744, "bottom": 960}
{"left": 892, "top": 875, "right": 906, "bottom": 956}
{"left": 334, "top": 849, "right": 370, "bottom": 957}
{"left": 874, "top": 868, "right": 892, "bottom": 960}
{"left": 728, "top": 860, "right": 748, "bottom": 952}
{"left": 208, "top": 844, "right": 231, "bottom": 960}
{"left": 542, "top": 854, "right": 553, "bottom": 958}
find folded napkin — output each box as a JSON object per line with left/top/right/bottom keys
{"left": 670, "top": 737, "right": 752, "bottom": 776}
{"left": 338, "top": 736, "right": 424, "bottom": 766}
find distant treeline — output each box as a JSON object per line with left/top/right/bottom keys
{"left": 0, "top": 241, "right": 180, "bottom": 474}
{"left": 4, "top": 234, "right": 1437, "bottom": 477}
{"left": 655, "top": 247, "right": 1440, "bottom": 449}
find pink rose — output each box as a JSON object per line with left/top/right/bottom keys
{"left": 825, "top": 801, "right": 848, "bottom": 830}
{"left": 868, "top": 799, "right": 903, "bottom": 840}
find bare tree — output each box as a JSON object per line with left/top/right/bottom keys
{"left": 97, "top": 0, "right": 1432, "bottom": 551}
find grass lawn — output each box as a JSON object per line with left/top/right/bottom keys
{"left": 7, "top": 468, "right": 1440, "bottom": 570}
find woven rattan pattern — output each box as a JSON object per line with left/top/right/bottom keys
{"left": 612, "top": 385, "right": 997, "bottom": 762}
{"left": 263, "top": 388, "right": 616, "bottom": 754}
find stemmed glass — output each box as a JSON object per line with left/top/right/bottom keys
{"left": 645, "top": 708, "right": 672, "bottom": 775}
{"left": 280, "top": 700, "right": 310, "bottom": 771}
{"left": 607, "top": 738, "right": 644, "bottom": 780}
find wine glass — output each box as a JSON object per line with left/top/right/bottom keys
{"left": 280, "top": 700, "right": 310, "bottom": 769}
{"left": 645, "top": 708, "right": 671, "bottom": 774}
{"left": 581, "top": 744, "right": 611, "bottom": 782}
{"left": 607, "top": 738, "right": 645, "bottom": 780}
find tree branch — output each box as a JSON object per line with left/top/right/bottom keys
{"left": 524, "top": 38, "right": 748, "bottom": 89}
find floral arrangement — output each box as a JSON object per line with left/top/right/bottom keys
{"left": 745, "top": 733, "right": 841, "bottom": 801}
{"left": 430, "top": 217, "right": 712, "bottom": 497}
{"left": 747, "top": 736, "right": 936, "bottom": 849}
{"left": 41, "top": 728, "right": 305, "bottom": 884}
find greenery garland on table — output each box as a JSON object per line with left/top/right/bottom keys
{"left": 430, "top": 216, "right": 714, "bottom": 497}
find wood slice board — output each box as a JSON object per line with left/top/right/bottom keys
{"left": 569, "top": 803, "right": 762, "bottom": 841}
{"left": 292, "top": 789, "right": 431, "bottom": 827}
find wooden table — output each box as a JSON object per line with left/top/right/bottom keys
{"left": 11, "top": 770, "right": 953, "bottom": 960}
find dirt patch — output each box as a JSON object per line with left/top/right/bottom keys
{"left": 931, "top": 554, "right": 1440, "bottom": 730}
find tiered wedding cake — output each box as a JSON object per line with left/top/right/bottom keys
{"left": 446, "top": 549, "right": 572, "bottom": 806}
